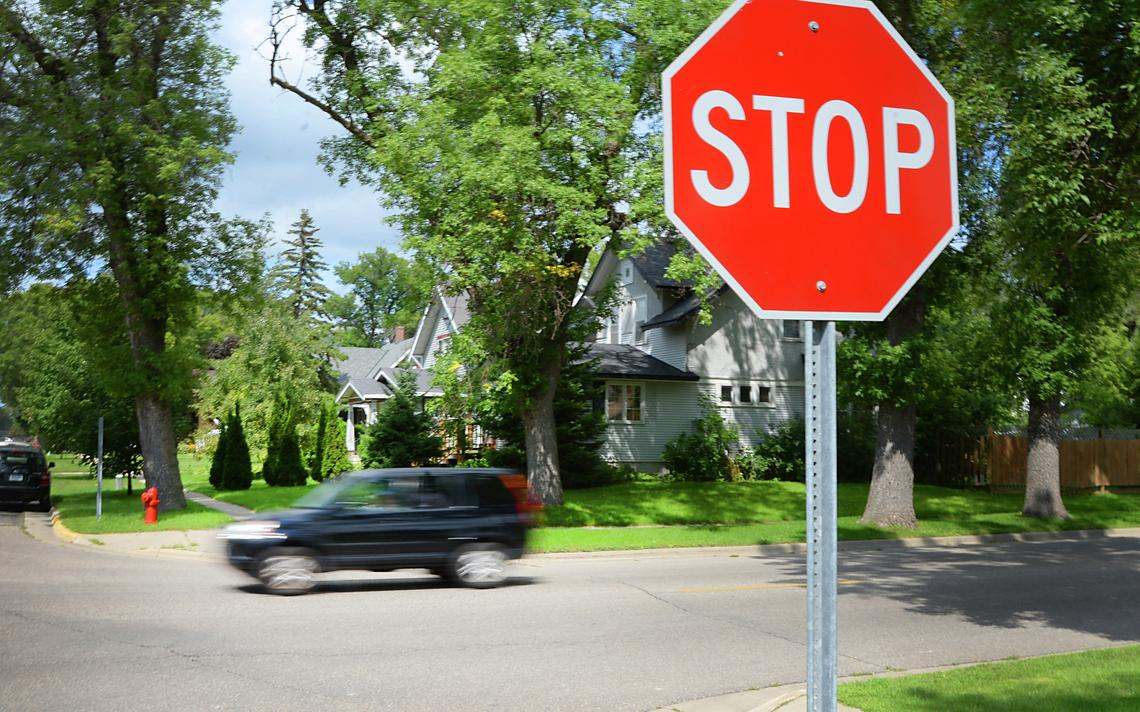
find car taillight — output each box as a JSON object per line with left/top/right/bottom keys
{"left": 497, "top": 474, "right": 542, "bottom": 519}
{"left": 40, "top": 470, "right": 51, "bottom": 486}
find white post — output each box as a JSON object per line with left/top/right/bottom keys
{"left": 96, "top": 416, "right": 104, "bottom": 520}
{"left": 345, "top": 408, "right": 356, "bottom": 453}
{"left": 804, "top": 321, "right": 838, "bottom": 712}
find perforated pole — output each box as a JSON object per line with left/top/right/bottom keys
{"left": 804, "top": 321, "right": 837, "bottom": 712}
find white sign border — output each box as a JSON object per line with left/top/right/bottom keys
{"left": 662, "top": 0, "right": 959, "bottom": 322}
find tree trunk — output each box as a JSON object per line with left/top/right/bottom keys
{"left": 523, "top": 356, "right": 564, "bottom": 506}
{"left": 860, "top": 401, "right": 918, "bottom": 527}
{"left": 106, "top": 223, "right": 186, "bottom": 511}
{"left": 136, "top": 393, "right": 186, "bottom": 511}
{"left": 1023, "top": 395, "right": 1069, "bottom": 519}
{"left": 860, "top": 293, "right": 923, "bottom": 527}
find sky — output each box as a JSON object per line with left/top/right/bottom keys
{"left": 211, "top": 2, "right": 401, "bottom": 287}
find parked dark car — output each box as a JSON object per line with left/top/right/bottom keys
{"left": 0, "top": 442, "right": 53, "bottom": 511}
{"left": 221, "top": 468, "right": 538, "bottom": 594}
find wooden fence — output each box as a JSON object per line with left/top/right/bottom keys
{"left": 985, "top": 435, "right": 1140, "bottom": 489}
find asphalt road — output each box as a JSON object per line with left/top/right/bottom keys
{"left": 2, "top": 508, "right": 1139, "bottom": 711}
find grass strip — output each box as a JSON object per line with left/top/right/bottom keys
{"left": 837, "top": 645, "right": 1140, "bottom": 712}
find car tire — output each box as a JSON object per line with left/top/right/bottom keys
{"left": 258, "top": 548, "right": 320, "bottom": 595}
{"left": 448, "top": 543, "right": 508, "bottom": 589}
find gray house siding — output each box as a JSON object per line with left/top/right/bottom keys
{"left": 599, "top": 380, "right": 702, "bottom": 469}
{"left": 589, "top": 256, "right": 805, "bottom": 471}
{"left": 646, "top": 324, "right": 687, "bottom": 371}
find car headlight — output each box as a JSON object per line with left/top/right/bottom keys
{"left": 219, "top": 520, "right": 286, "bottom": 541}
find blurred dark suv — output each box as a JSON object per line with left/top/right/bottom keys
{"left": 221, "top": 468, "right": 538, "bottom": 594}
{"left": 0, "top": 442, "right": 53, "bottom": 511}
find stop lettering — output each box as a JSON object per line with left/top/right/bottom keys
{"left": 664, "top": 0, "right": 958, "bottom": 320}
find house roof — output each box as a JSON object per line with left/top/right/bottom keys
{"left": 586, "top": 343, "right": 700, "bottom": 381}
{"left": 335, "top": 339, "right": 413, "bottom": 403}
{"left": 642, "top": 293, "right": 701, "bottom": 330}
{"left": 629, "top": 241, "right": 688, "bottom": 289}
{"left": 377, "top": 367, "right": 444, "bottom": 397}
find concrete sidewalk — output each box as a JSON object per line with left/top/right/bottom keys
{"left": 651, "top": 685, "right": 860, "bottom": 712}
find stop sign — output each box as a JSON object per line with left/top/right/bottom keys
{"left": 664, "top": 0, "right": 957, "bottom": 320}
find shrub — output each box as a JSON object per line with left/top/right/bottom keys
{"left": 208, "top": 422, "right": 227, "bottom": 489}
{"left": 217, "top": 405, "right": 252, "bottom": 491}
{"left": 308, "top": 404, "right": 327, "bottom": 482}
{"left": 751, "top": 418, "right": 806, "bottom": 481}
{"left": 663, "top": 395, "right": 739, "bottom": 482}
{"left": 320, "top": 413, "right": 354, "bottom": 480}
{"left": 365, "top": 370, "right": 440, "bottom": 467}
{"left": 261, "top": 398, "right": 307, "bottom": 486}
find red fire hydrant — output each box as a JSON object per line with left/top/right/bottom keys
{"left": 141, "top": 487, "right": 160, "bottom": 525}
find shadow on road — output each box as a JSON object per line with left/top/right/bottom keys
{"left": 770, "top": 537, "right": 1140, "bottom": 642}
{"left": 0, "top": 502, "right": 38, "bottom": 513}
{"left": 235, "top": 574, "right": 538, "bottom": 596}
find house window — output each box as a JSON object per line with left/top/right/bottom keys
{"left": 634, "top": 296, "right": 647, "bottom": 344}
{"left": 720, "top": 385, "right": 733, "bottom": 403}
{"left": 607, "top": 383, "right": 643, "bottom": 422}
{"left": 782, "top": 320, "right": 801, "bottom": 340}
{"left": 756, "top": 386, "right": 771, "bottom": 403}
{"left": 739, "top": 385, "right": 752, "bottom": 403}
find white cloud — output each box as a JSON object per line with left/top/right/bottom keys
{"left": 212, "top": 1, "right": 403, "bottom": 290}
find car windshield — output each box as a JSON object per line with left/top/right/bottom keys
{"left": 291, "top": 475, "right": 359, "bottom": 509}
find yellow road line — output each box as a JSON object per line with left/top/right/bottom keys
{"left": 677, "top": 580, "right": 863, "bottom": 593}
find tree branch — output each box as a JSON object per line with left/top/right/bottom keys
{"left": 267, "top": 9, "right": 377, "bottom": 148}
{"left": 0, "top": 6, "right": 69, "bottom": 85}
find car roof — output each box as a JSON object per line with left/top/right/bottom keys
{"left": 347, "top": 467, "right": 520, "bottom": 479}
{"left": 0, "top": 443, "right": 41, "bottom": 453}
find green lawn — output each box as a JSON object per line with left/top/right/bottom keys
{"left": 47, "top": 454, "right": 1140, "bottom": 550}
{"left": 837, "top": 646, "right": 1140, "bottom": 711}
{"left": 532, "top": 480, "right": 1140, "bottom": 552}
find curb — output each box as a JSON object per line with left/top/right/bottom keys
{"left": 50, "top": 510, "right": 81, "bottom": 543}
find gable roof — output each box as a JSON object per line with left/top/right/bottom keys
{"left": 629, "top": 241, "right": 688, "bottom": 289}
{"left": 376, "top": 367, "right": 444, "bottom": 397}
{"left": 335, "top": 339, "right": 413, "bottom": 403}
{"left": 587, "top": 343, "right": 700, "bottom": 381}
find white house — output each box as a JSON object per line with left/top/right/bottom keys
{"left": 581, "top": 242, "right": 806, "bottom": 471}
{"left": 333, "top": 289, "right": 480, "bottom": 456}
{"left": 334, "top": 243, "right": 806, "bottom": 469}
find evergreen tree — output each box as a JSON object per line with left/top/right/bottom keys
{"left": 309, "top": 405, "right": 328, "bottom": 482}
{"left": 365, "top": 371, "right": 440, "bottom": 468}
{"left": 273, "top": 209, "right": 331, "bottom": 320}
{"left": 276, "top": 427, "right": 307, "bottom": 486}
{"left": 219, "top": 405, "right": 252, "bottom": 491}
{"left": 261, "top": 397, "right": 306, "bottom": 486}
{"left": 260, "top": 399, "right": 285, "bottom": 486}
{"left": 321, "top": 414, "right": 354, "bottom": 480}
{"left": 208, "top": 420, "right": 228, "bottom": 489}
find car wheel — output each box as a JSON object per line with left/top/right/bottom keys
{"left": 449, "top": 543, "right": 508, "bottom": 589}
{"left": 258, "top": 549, "right": 320, "bottom": 595}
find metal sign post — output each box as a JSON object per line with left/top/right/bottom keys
{"left": 96, "top": 416, "right": 104, "bottom": 520}
{"left": 804, "top": 321, "right": 838, "bottom": 712}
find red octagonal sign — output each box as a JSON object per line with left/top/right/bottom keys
{"left": 664, "top": 0, "right": 957, "bottom": 320}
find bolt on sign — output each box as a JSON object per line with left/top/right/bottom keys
{"left": 664, "top": 0, "right": 958, "bottom": 320}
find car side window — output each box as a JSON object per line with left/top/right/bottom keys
{"left": 419, "top": 475, "right": 472, "bottom": 509}
{"left": 335, "top": 478, "right": 419, "bottom": 510}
